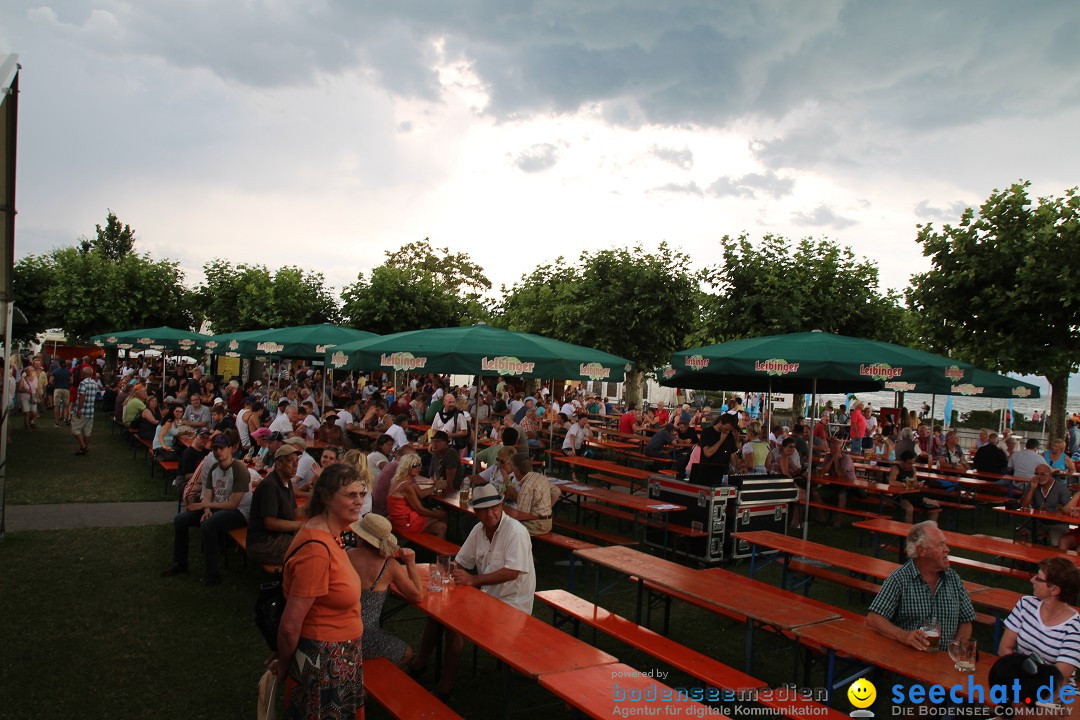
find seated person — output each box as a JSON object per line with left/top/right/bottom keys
{"left": 181, "top": 393, "right": 212, "bottom": 430}
{"left": 245, "top": 441, "right": 306, "bottom": 566}
{"left": 887, "top": 450, "right": 941, "bottom": 525}
{"left": 471, "top": 446, "right": 517, "bottom": 496}
{"left": 972, "top": 432, "right": 1008, "bottom": 474}
{"left": 817, "top": 437, "right": 852, "bottom": 526}
{"left": 997, "top": 556, "right": 1080, "bottom": 685}
{"left": 315, "top": 410, "right": 348, "bottom": 448}
{"left": 504, "top": 455, "right": 558, "bottom": 535}
{"left": 347, "top": 514, "right": 424, "bottom": 668}
{"left": 562, "top": 415, "right": 594, "bottom": 457}
{"left": 386, "top": 454, "right": 447, "bottom": 539}
{"left": 867, "top": 521, "right": 975, "bottom": 650}
{"left": 1019, "top": 465, "right": 1072, "bottom": 545}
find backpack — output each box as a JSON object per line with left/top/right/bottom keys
{"left": 254, "top": 540, "right": 331, "bottom": 651}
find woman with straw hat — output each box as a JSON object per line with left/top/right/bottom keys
{"left": 348, "top": 514, "right": 425, "bottom": 666}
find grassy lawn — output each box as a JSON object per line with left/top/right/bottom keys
{"left": 0, "top": 419, "right": 1034, "bottom": 719}
{"left": 5, "top": 412, "right": 165, "bottom": 504}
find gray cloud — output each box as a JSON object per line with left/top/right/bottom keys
{"left": 914, "top": 199, "right": 971, "bottom": 223}
{"left": 708, "top": 170, "right": 793, "bottom": 199}
{"left": 791, "top": 204, "right": 857, "bottom": 229}
{"left": 649, "top": 182, "right": 703, "bottom": 197}
{"left": 511, "top": 143, "right": 560, "bottom": 173}
{"left": 650, "top": 145, "right": 693, "bottom": 170}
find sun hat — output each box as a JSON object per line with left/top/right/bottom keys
{"left": 284, "top": 436, "right": 307, "bottom": 451}
{"left": 349, "top": 514, "right": 399, "bottom": 558}
{"left": 469, "top": 483, "right": 503, "bottom": 509}
{"left": 251, "top": 427, "right": 271, "bottom": 440}
{"left": 274, "top": 444, "right": 301, "bottom": 460}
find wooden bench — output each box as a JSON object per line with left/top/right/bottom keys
{"left": 552, "top": 518, "right": 635, "bottom": 546}
{"left": 534, "top": 533, "right": 597, "bottom": 588}
{"left": 947, "top": 555, "right": 1030, "bottom": 581}
{"left": 397, "top": 529, "right": 461, "bottom": 557}
{"left": 590, "top": 473, "right": 635, "bottom": 491}
{"left": 807, "top": 501, "right": 885, "bottom": 522}
{"left": 536, "top": 589, "right": 847, "bottom": 720}
{"left": 225, "top": 527, "right": 281, "bottom": 574}
{"left": 536, "top": 589, "right": 765, "bottom": 692}
{"left": 363, "top": 657, "right": 461, "bottom": 720}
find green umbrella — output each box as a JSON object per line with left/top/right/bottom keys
{"left": 214, "top": 324, "right": 378, "bottom": 359}
{"left": 204, "top": 328, "right": 268, "bottom": 358}
{"left": 661, "top": 331, "right": 975, "bottom": 393}
{"left": 324, "top": 323, "right": 632, "bottom": 381}
{"left": 883, "top": 368, "right": 1041, "bottom": 399}
{"left": 91, "top": 326, "right": 213, "bottom": 352}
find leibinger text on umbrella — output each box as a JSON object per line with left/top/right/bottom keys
{"left": 859, "top": 363, "right": 904, "bottom": 380}
{"left": 380, "top": 352, "right": 428, "bottom": 371}
{"left": 754, "top": 359, "right": 800, "bottom": 376}
{"left": 480, "top": 356, "right": 536, "bottom": 374}
{"left": 579, "top": 362, "right": 611, "bottom": 380}
{"left": 330, "top": 352, "right": 349, "bottom": 369}
{"left": 945, "top": 365, "right": 966, "bottom": 381}
{"left": 684, "top": 355, "right": 710, "bottom": 370}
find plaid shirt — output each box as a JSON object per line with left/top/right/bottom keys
{"left": 76, "top": 377, "right": 102, "bottom": 418}
{"left": 868, "top": 560, "right": 976, "bottom": 644}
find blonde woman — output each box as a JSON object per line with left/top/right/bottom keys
{"left": 386, "top": 454, "right": 448, "bottom": 538}
{"left": 741, "top": 421, "right": 770, "bottom": 473}
{"left": 340, "top": 449, "right": 374, "bottom": 517}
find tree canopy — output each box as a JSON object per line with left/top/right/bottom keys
{"left": 695, "top": 234, "right": 909, "bottom": 347}
{"left": 341, "top": 241, "right": 490, "bottom": 334}
{"left": 196, "top": 260, "right": 340, "bottom": 333}
{"left": 908, "top": 181, "right": 1080, "bottom": 438}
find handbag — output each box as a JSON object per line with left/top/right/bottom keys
{"left": 254, "top": 540, "right": 331, "bottom": 651}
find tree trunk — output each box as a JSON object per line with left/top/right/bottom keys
{"left": 624, "top": 368, "right": 645, "bottom": 408}
{"left": 791, "top": 393, "right": 806, "bottom": 423}
{"left": 1048, "top": 371, "right": 1069, "bottom": 443}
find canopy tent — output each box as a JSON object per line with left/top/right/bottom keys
{"left": 91, "top": 326, "right": 214, "bottom": 353}
{"left": 208, "top": 323, "right": 378, "bottom": 359}
{"left": 883, "top": 368, "right": 1040, "bottom": 400}
{"left": 324, "top": 323, "right": 632, "bottom": 381}
{"left": 659, "top": 330, "right": 979, "bottom": 540}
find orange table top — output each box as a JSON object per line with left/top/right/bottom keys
{"left": 587, "top": 438, "right": 638, "bottom": 451}
{"left": 574, "top": 545, "right": 841, "bottom": 631}
{"left": 538, "top": 663, "right": 724, "bottom": 719}
{"left": 794, "top": 618, "right": 997, "bottom": 705}
{"left": 812, "top": 473, "right": 918, "bottom": 496}
{"left": 731, "top": 530, "right": 988, "bottom": 595}
{"left": 993, "top": 505, "right": 1080, "bottom": 525}
{"left": 549, "top": 454, "right": 656, "bottom": 482}
{"left": 553, "top": 481, "right": 684, "bottom": 514}
{"left": 414, "top": 565, "right": 618, "bottom": 678}
{"left": 853, "top": 518, "right": 1078, "bottom": 567}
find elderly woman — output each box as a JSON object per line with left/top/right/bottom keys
{"left": 347, "top": 513, "right": 424, "bottom": 667}
{"left": 272, "top": 463, "right": 367, "bottom": 719}
{"left": 998, "top": 557, "right": 1080, "bottom": 684}
{"left": 1043, "top": 439, "right": 1076, "bottom": 475}
{"left": 340, "top": 449, "right": 374, "bottom": 517}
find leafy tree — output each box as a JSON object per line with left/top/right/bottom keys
{"left": 697, "top": 235, "right": 909, "bottom": 346}
{"left": 45, "top": 246, "right": 194, "bottom": 341}
{"left": 498, "top": 244, "right": 698, "bottom": 404}
{"left": 341, "top": 240, "right": 491, "bottom": 333}
{"left": 908, "top": 182, "right": 1080, "bottom": 440}
{"left": 196, "top": 261, "right": 340, "bottom": 333}
{"left": 12, "top": 255, "right": 58, "bottom": 343}
{"left": 79, "top": 210, "right": 135, "bottom": 260}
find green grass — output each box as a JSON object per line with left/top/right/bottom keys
{"left": 0, "top": 421, "right": 1035, "bottom": 719}
{"left": 5, "top": 412, "right": 165, "bottom": 504}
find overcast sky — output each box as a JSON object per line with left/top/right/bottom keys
{"left": 2, "top": 1, "right": 1079, "bottom": 303}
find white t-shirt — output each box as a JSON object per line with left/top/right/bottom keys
{"left": 563, "top": 423, "right": 592, "bottom": 451}
{"left": 1010, "top": 449, "right": 1044, "bottom": 479}
{"left": 269, "top": 413, "right": 294, "bottom": 434}
{"left": 455, "top": 512, "right": 535, "bottom": 614}
{"left": 236, "top": 408, "right": 252, "bottom": 449}
{"left": 336, "top": 410, "right": 354, "bottom": 432}
{"left": 386, "top": 423, "right": 409, "bottom": 451}
{"left": 301, "top": 414, "right": 320, "bottom": 441}
{"left": 368, "top": 451, "right": 390, "bottom": 472}
{"left": 295, "top": 452, "right": 319, "bottom": 488}
{"left": 560, "top": 402, "right": 576, "bottom": 417}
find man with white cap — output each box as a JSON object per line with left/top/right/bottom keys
{"left": 408, "top": 483, "right": 535, "bottom": 700}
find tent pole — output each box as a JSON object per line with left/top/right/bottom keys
{"left": 803, "top": 378, "right": 816, "bottom": 541}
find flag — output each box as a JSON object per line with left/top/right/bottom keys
{"left": 943, "top": 396, "right": 953, "bottom": 428}
{"left": 1008, "top": 399, "right": 1015, "bottom": 428}
{"left": 804, "top": 394, "right": 811, "bottom": 418}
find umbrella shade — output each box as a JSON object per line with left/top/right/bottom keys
{"left": 324, "top": 324, "right": 632, "bottom": 381}
{"left": 205, "top": 328, "right": 268, "bottom": 358}
{"left": 214, "top": 324, "right": 378, "bottom": 359}
{"left": 91, "top": 326, "right": 214, "bottom": 352}
{"left": 660, "top": 331, "right": 976, "bottom": 393}
{"left": 884, "top": 368, "right": 1041, "bottom": 399}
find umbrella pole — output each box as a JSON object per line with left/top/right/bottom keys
{"left": 472, "top": 375, "right": 482, "bottom": 467}
{"left": 931, "top": 395, "right": 936, "bottom": 429}
{"left": 547, "top": 378, "right": 554, "bottom": 474}
{"left": 803, "top": 378, "right": 816, "bottom": 541}
{"left": 766, "top": 379, "right": 773, "bottom": 438}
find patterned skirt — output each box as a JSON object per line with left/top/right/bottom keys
{"left": 285, "top": 637, "right": 365, "bottom": 720}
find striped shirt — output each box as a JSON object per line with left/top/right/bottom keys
{"left": 77, "top": 377, "right": 102, "bottom": 417}
{"left": 868, "top": 560, "right": 976, "bottom": 644}
{"left": 1004, "top": 595, "right": 1080, "bottom": 680}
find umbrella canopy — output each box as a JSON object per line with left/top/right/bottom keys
{"left": 660, "top": 331, "right": 976, "bottom": 393}
{"left": 210, "top": 324, "right": 378, "bottom": 359}
{"left": 91, "top": 326, "right": 214, "bottom": 352}
{"left": 324, "top": 323, "right": 632, "bottom": 381}
{"left": 204, "top": 328, "right": 268, "bottom": 358}
{"left": 884, "top": 368, "right": 1041, "bottom": 399}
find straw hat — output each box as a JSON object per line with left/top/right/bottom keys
{"left": 349, "top": 514, "right": 399, "bottom": 558}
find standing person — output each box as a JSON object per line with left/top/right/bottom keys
{"left": 849, "top": 400, "right": 867, "bottom": 452}
{"left": 71, "top": 367, "right": 102, "bottom": 456}
{"left": 50, "top": 360, "right": 72, "bottom": 426}
{"left": 998, "top": 557, "right": 1080, "bottom": 684}
{"left": 17, "top": 366, "right": 39, "bottom": 430}
{"left": 271, "top": 464, "right": 367, "bottom": 719}
{"left": 347, "top": 513, "right": 424, "bottom": 668}
{"left": 698, "top": 414, "right": 739, "bottom": 476}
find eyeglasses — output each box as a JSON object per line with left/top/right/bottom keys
{"left": 1032, "top": 575, "right": 1050, "bottom": 584}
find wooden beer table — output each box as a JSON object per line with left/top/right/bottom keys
{"left": 552, "top": 479, "right": 684, "bottom": 543}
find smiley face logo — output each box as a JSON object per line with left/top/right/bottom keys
{"left": 847, "top": 678, "right": 876, "bottom": 709}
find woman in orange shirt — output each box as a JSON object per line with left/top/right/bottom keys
{"left": 272, "top": 463, "right": 367, "bottom": 719}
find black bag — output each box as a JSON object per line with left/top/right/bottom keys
{"left": 254, "top": 540, "right": 330, "bottom": 651}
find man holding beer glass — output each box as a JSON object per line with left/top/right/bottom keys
{"left": 867, "top": 521, "right": 975, "bottom": 651}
